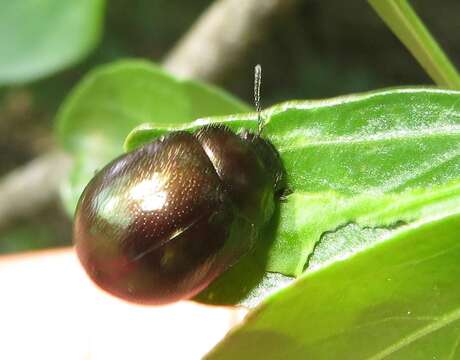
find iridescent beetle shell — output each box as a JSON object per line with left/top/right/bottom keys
{"left": 74, "top": 125, "right": 284, "bottom": 304}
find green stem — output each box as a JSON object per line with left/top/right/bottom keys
{"left": 368, "top": 0, "right": 460, "bottom": 90}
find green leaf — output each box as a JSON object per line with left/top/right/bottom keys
{"left": 0, "top": 0, "right": 106, "bottom": 85}
{"left": 56, "top": 60, "right": 249, "bottom": 214}
{"left": 368, "top": 0, "right": 460, "bottom": 90}
{"left": 206, "top": 213, "right": 460, "bottom": 359}
{"left": 125, "top": 88, "right": 460, "bottom": 305}
{"left": 0, "top": 223, "right": 61, "bottom": 254}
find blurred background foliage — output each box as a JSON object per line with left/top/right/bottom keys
{"left": 0, "top": 0, "right": 459, "bottom": 254}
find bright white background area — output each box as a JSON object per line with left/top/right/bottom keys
{"left": 0, "top": 249, "right": 247, "bottom": 360}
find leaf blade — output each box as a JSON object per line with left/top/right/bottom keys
{"left": 56, "top": 60, "right": 249, "bottom": 214}
{"left": 0, "top": 0, "right": 106, "bottom": 84}
{"left": 206, "top": 213, "right": 460, "bottom": 359}
{"left": 368, "top": 0, "right": 460, "bottom": 89}
{"left": 126, "top": 88, "right": 460, "bottom": 280}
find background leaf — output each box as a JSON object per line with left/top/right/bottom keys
{"left": 125, "top": 88, "right": 460, "bottom": 306}
{"left": 206, "top": 213, "right": 460, "bottom": 359}
{"left": 56, "top": 60, "right": 249, "bottom": 214}
{"left": 368, "top": 0, "right": 460, "bottom": 90}
{"left": 0, "top": 0, "right": 106, "bottom": 85}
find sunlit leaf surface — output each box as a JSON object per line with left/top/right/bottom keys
{"left": 125, "top": 88, "right": 460, "bottom": 306}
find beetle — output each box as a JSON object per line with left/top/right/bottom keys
{"left": 73, "top": 65, "right": 285, "bottom": 304}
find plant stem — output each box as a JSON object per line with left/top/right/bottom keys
{"left": 368, "top": 0, "right": 460, "bottom": 90}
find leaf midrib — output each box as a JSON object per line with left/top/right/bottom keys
{"left": 368, "top": 307, "right": 460, "bottom": 360}
{"left": 275, "top": 126, "right": 460, "bottom": 152}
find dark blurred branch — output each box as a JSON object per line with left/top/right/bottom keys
{"left": 0, "top": 151, "right": 72, "bottom": 231}
{"left": 0, "top": 0, "right": 296, "bottom": 230}
{"left": 163, "top": 0, "right": 296, "bottom": 82}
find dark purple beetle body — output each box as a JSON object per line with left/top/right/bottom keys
{"left": 74, "top": 125, "right": 284, "bottom": 304}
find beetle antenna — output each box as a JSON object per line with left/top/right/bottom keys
{"left": 254, "top": 64, "right": 263, "bottom": 134}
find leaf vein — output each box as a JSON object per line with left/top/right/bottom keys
{"left": 368, "top": 308, "right": 460, "bottom": 360}
{"left": 276, "top": 126, "right": 460, "bottom": 152}
{"left": 447, "top": 331, "right": 460, "bottom": 360}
